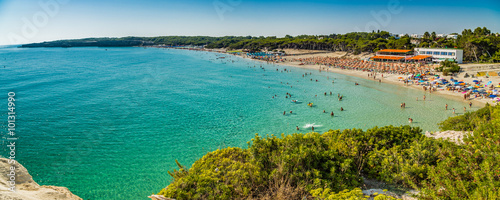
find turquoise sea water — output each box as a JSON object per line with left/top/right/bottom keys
{"left": 0, "top": 47, "right": 478, "bottom": 199}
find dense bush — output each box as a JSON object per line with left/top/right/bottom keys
{"left": 435, "top": 60, "right": 460, "bottom": 76}
{"left": 438, "top": 103, "right": 494, "bottom": 131}
{"left": 159, "top": 105, "right": 500, "bottom": 199}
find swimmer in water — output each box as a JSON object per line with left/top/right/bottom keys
{"left": 340, "top": 107, "right": 344, "bottom": 111}
{"left": 296, "top": 126, "right": 299, "bottom": 130}
{"left": 331, "top": 112, "right": 334, "bottom": 116}
{"left": 283, "top": 111, "right": 286, "bottom": 115}
{"left": 311, "top": 126, "right": 314, "bottom": 131}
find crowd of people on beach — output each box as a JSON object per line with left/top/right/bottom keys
{"left": 292, "top": 57, "right": 433, "bottom": 75}
{"left": 217, "top": 51, "right": 493, "bottom": 132}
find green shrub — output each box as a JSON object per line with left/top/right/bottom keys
{"left": 159, "top": 105, "right": 500, "bottom": 199}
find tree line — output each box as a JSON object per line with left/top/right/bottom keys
{"left": 21, "top": 27, "right": 500, "bottom": 63}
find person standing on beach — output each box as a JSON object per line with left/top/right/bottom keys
{"left": 469, "top": 102, "right": 472, "bottom": 108}
{"left": 423, "top": 95, "right": 426, "bottom": 101}
{"left": 311, "top": 126, "right": 314, "bottom": 131}
{"left": 464, "top": 107, "right": 466, "bottom": 112}
{"left": 445, "top": 104, "right": 448, "bottom": 110}
{"left": 452, "top": 108, "right": 455, "bottom": 114}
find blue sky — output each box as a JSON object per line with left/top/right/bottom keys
{"left": 0, "top": 0, "right": 499, "bottom": 45}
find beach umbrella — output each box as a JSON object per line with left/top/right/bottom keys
{"left": 489, "top": 95, "right": 496, "bottom": 98}
{"left": 473, "top": 90, "right": 479, "bottom": 92}
{"left": 467, "top": 86, "right": 474, "bottom": 89}
{"left": 419, "top": 80, "right": 425, "bottom": 83}
{"left": 473, "top": 80, "right": 479, "bottom": 83}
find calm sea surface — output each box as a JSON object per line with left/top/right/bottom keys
{"left": 0, "top": 47, "right": 476, "bottom": 199}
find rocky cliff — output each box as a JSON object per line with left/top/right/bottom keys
{"left": 0, "top": 158, "right": 82, "bottom": 200}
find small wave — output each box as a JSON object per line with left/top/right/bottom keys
{"left": 303, "top": 123, "right": 323, "bottom": 129}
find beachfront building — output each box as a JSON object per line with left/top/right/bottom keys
{"left": 410, "top": 34, "right": 423, "bottom": 38}
{"left": 414, "top": 48, "right": 464, "bottom": 64}
{"left": 446, "top": 34, "right": 458, "bottom": 40}
{"left": 371, "top": 49, "right": 414, "bottom": 62}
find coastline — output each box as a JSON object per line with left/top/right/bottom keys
{"left": 214, "top": 48, "right": 496, "bottom": 108}
{"left": 283, "top": 61, "right": 489, "bottom": 107}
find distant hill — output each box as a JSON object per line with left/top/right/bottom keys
{"left": 20, "top": 38, "right": 151, "bottom": 48}
{"left": 19, "top": 27, "right": 500, "bottom": 63}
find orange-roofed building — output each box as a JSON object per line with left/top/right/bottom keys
{"left": 372, "top": 49, "right": 413, "bottom": 62}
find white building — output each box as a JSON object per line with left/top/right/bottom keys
{"left": 414, "top": 48, "right": 464, "bottom": 64}
{"left": 410, "top": 34, "right": 423, "bottom": 38}
{"left": 390, "top": 33, "right": 400, "bottom": 39}
{"left": 446, "top": 35, "right": 458, "bottom": 39}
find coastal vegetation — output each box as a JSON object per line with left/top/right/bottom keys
{"left": 21, "top": 27, "right": 500, "bottom": 63}
{"left": 159, "top": 104, "right": 500, "bottom": 199}
{"left": 435, "top": 60, "right": 461, "bottom": 76}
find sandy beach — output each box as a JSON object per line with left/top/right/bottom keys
{"left": 225, "top": 48, "right": 500, "bottom": 108}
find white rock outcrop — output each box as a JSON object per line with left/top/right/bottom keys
{"left": 0, "top": 158, "right": 82, "bottom": 200}
{"left": 425, "top": 131, "right": 473, "bottom": 144}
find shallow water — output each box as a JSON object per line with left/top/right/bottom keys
{"left": 0, "top": 47, "right": 476, "bottom": 199}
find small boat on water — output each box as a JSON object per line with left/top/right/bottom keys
{"left": 291, "top": 100, "right": 302, "bottom": 103}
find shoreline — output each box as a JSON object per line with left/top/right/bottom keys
{"left": 213, "top": 49, "right": 495, "bottom": 108}
{"left": 283, "top": 62, "right": 489, "bottom": 107}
